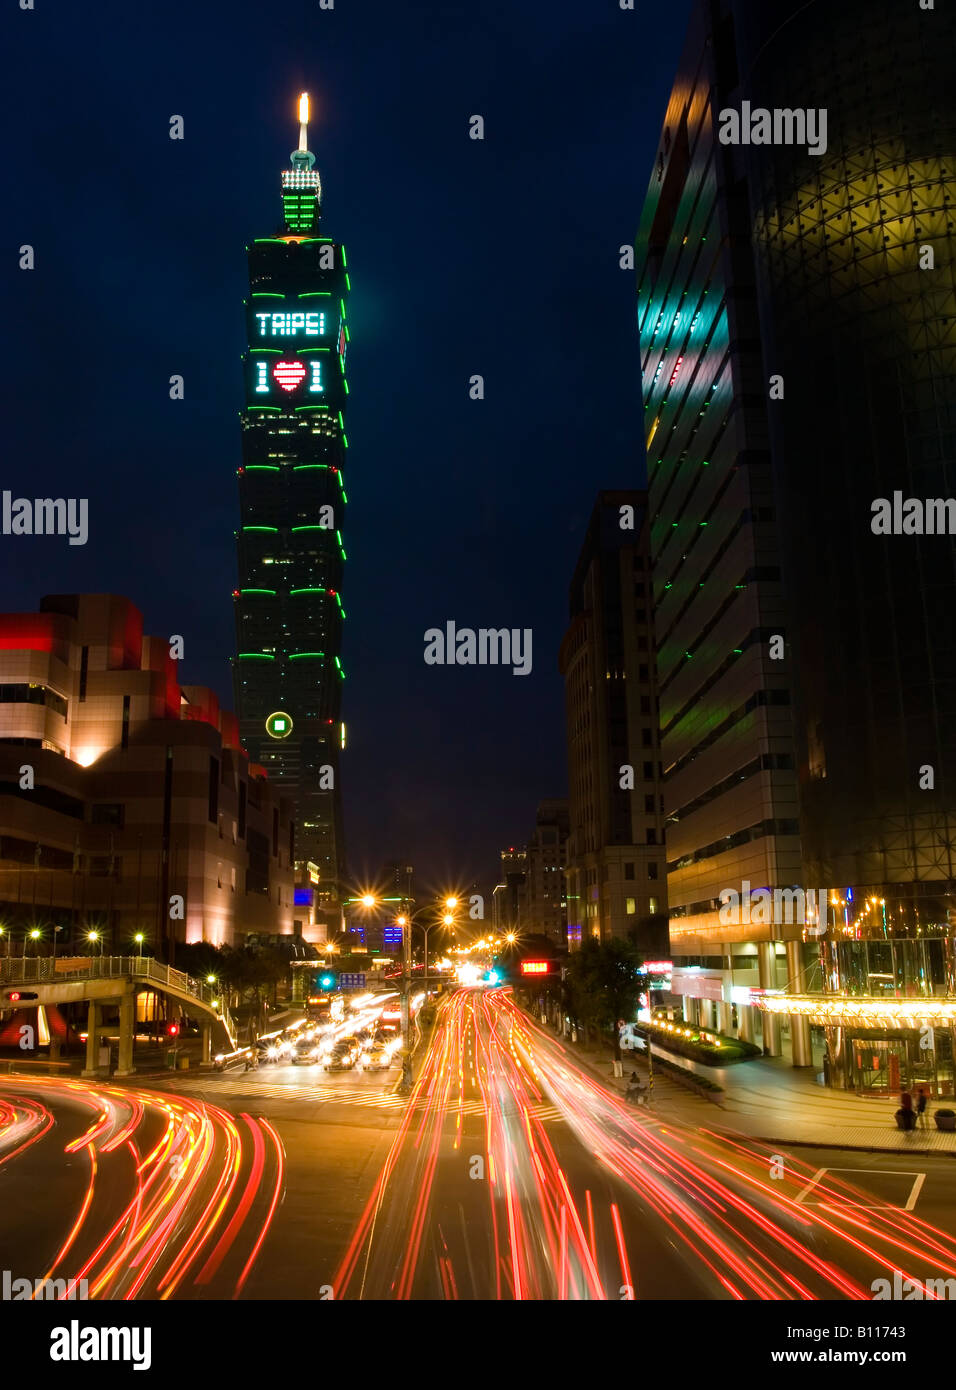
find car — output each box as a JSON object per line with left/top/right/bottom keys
{"left": 291, "top": 1038, "right": 320, "bottom": 1065}
{"left": 361, "top": 1045, "right": 394, "bottom": 1072}
{"left": 325, "top": 1041, "right": 358, "bottom": 1071}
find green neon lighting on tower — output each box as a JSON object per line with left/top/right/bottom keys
{"left": 337, "top": 411, "right": 344, "bottom": 429}
{"left": 298, "top": 291, "right": 332, "bottom": 298}
{"left": 241, "top": 588, "right": 277, "bottom": 595}
{"left": 342, "top": 434, "right": 349, "bottom": 449}
{"left": 243, "top": 525, "right": 278, "bottom": 532}
{"left": 245, "top": 464, "right": 280, "bottom": 472}
{"left": 293, "top": 464, "right": 326, "bottom": 471}
{"left": 238, "top": 653, "right": 275, "bottom": 660}
{"left": 289, "top": 651, "right": 325, "bottom": 659}
{"left": 334, "top": 656, "right": 345, "bottom": 678}
{"left": 341, "top": 245, "right": 347, "bottom": 267}
{"left": 344, "top": 274, "right": 351, "bottom": 292}
{"left": 343, "top": 379, "right": 349, "bottom": 395}
{"left": 339, "top": 299, "right": 346, "bottom": 321}
{"left": 252, "top": 292, "right": 285, "bottom": 299}
{"left": 291, "top": 525, "right": 329, "bottom": 533}
{"left": 290, "top": 587, "right": 326, "bottom": 595}
{"left": 336, "top": 530, "right": 346, "bottom": 560}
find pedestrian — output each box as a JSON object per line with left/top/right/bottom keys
{"left": 916, "top": 1085, "right": 930, "bottom": 1129}
{"left": 899, "top": 1089, "right": 915, "bottom": 1132}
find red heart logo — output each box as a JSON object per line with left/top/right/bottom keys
{"left": 273, "top": 360, "right": 307, "bottom": 392}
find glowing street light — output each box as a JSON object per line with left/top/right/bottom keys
{"left": 361, "top": 894, "right": 376, "bottom": 908}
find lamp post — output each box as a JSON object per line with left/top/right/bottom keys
{"left": 134, "top": 932, "right": 145, "bottom": 959}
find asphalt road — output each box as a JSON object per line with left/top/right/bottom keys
{"left": 3, "top": 993, "right": 956, "bottom": 1301}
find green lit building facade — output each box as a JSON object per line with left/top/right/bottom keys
{"left": 233, "top": 96, "right": 350, "bottom": 935}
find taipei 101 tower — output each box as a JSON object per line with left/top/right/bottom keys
{"left": 233, "top": 94, "right": 350, "bottom": 941}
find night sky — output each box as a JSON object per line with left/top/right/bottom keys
{"left": 6, "top": 0, "right": 691, "bottom": 897}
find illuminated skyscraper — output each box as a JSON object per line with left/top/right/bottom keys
{"left": 233, "top": 94, "right": 351, "bottom": 937}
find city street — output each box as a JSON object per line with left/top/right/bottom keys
{"left": 4, "top": 986, "right": 956, "bottom": 1301}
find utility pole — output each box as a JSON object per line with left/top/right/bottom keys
{"left": 399, "top": 898, "right": 412, "bottom": 1094}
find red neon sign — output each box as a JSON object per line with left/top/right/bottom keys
{"left": 273, "top": 360, "right": 307, "bottom": 392}
{"left": 521, "top": 961, "right": 549, "bottom": 975}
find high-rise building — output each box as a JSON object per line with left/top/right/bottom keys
{"left": 233, "top": 94, "right": 351, "bottom": 942}
{"left": 523, "top": 800, "right": 569, "bottom": 946}
{"left": 636, "top": 0, "right": 956, "bottom": 1093}
{"left": 559, "top": 491, "right": 668, "bottom": 954}
{"left": 493, "top": 847, "right": 527, "bottom": 935}
{"left": 0, "top": 594, "right": 294, "bottom": 956}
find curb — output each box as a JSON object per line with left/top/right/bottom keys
{"left": 710, "top": 1131, "right": 956, "bottom": 1159}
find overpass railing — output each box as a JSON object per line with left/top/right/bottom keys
{"left": 1, "top": 955, "right": 217, "bottom": 1007}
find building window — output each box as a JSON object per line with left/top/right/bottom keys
{"left": 641, "top": 729, "right": 652, "bottom": 747}
{"left": 91, "top": 803, "right": 124, "bottom": 827}
{"left": 626, "top": 897, "right": 636, "bottom": 915}
{"left": 643, "top": 761, "right": 654, "bottom": 779}
{"left": 217, "top": 861, "right": 223, "bottom": 889}
{"left": 644, "top": 794, "right": 655, "bottom": 813}
{"left": 121, "top": 694, "right": 130, "bottom": 750}
{"left": 648, "top": 863, "right": 659, "bottom": 879}
{"left": 79, "top": 646, "right": 89, "bottom": 702}
{"left": 647, "top": 829, "right": 657, "bottom": 845}
{"left": 649, "top": 897, "right": 658, "bottom": 915}
{"left": 624, "top": 862, "right": 635, "bottom": 880}
{"left": 208, "top": 757, "right": 219, "bottom": 824}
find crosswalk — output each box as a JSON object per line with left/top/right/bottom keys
{"left": 151, "top": 1075, "right": 564, "bottom": 1123}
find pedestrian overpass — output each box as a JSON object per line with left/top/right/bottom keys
{"left": 0, "top": 956, "right": 236, "bottom": 1078}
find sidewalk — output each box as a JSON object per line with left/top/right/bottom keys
{"left": 544, "top": 1018, "right": 956, "bottom": 1156}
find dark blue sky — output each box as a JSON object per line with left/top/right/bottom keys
{"left": 6, "top": 0, "right": 692, "bottom": 894}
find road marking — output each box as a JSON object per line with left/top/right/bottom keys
{"left": 795, "top": 1167, "right": 927, "bottom": 1211}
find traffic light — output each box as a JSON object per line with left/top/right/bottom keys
{"left": 6, "top": 991, "right": 38, "bottom": 1001}
{"left": 319, "top": 972, "right": 336, "bottom": 990}
{"left": 167, "top": 1022, "right": 180, "bottom": 1037}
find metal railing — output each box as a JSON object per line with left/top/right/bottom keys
{"left": 1, "top": 955, "right": 217, "bottom": 1007}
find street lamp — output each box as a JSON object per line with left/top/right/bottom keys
{"left": 87, "top": 930, "right": 102, "bottom": 958}
{"left": 134, "top": 932, "right": 145, "bottom": 958}
{"left": 28, "top": 928, "right": 41, "bottom": 959}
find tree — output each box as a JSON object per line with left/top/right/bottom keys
{"left": 563, "top": 937, "right": 644, "bottom": 1060}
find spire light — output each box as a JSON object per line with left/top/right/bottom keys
{"left": 298, "top": 92, "right": 310, "bottom": 151}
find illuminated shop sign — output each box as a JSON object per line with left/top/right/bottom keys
{"left": 521, "top": 961, "right": 549, "bottom": 975}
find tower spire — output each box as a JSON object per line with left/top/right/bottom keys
{"left": 290, "top": 90, "right": 316, "bottom": 173}
{"left": 298, "top": 92, "right": 310, "bottom": 153}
